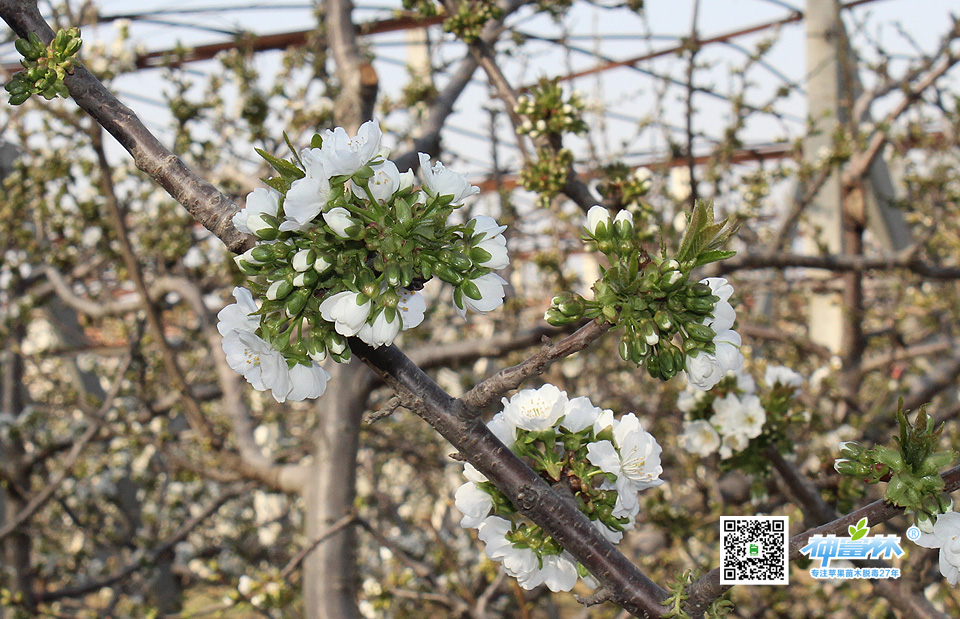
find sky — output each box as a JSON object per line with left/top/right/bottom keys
{"left": 4, "top": 0, "right": 959, "bottom": 181}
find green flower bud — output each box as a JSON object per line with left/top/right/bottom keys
{"left": 686, "top": 322, "right": 716, "bottom": 343}
{"left": 834, "top": 459, "right": 870, "bottom": 477}
{"left": 15, "top": 38, "right": 40, "bottom": 60}
{"left": 839, "top": 441, "right": 864, "bottom": 460}
{"left": 645, "top": 354, "right": 662, "bottom": 380}
{"left": 653, "top": 309, "right": 673, "bottom": 331}
{"left": 618, "top": 338, "right": 631, "bottom": 362}
{"left": 545, "top": 307, "right": 576, "bottom": 327}
{"left": 284, "top": 288, "right": 311, "bottom": 315}
{"left": 251, "top": 244, "right": 277, "bottom": 263}
{"left": 380, "top": 289, "right": 400, "bottom": 309}
{"left": 385, "top": 263, "right": 402, "bottom": 288}
{"left": 689, "top": 282, "right": 712, "bottom": 297}
{"left": 553, "top": 292, "right": 586, "bottom": 318}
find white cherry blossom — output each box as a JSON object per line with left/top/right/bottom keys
{"left": 319, "top": 291, "right": 372, "bottom": 337}
{"left": 418, "top": 153, "right": 480, "bottom": 204}
{"left": 501, "top": 384, "right": 568, "bottom": 432}
{"left": 915, "top": 511, "right": 960, "bottom": 585}
{"left": 318, "top": 119, "right": 383, "bottom": 177}
{"left": 679, "top": 419, "right": 721, "bottom": 456}
{"left": 217, "top": 287, "right": 260, "bottom": 336}
{"left": 233, "top": 187, "right": 280, "bottom": 236}
{"left": 455, "top": 273, "right": 508, "bottom": 318}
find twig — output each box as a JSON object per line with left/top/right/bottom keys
{"left": 460, "top": 319, "right": 612, "bottom": 411}
{"left": 279, "top": 512, "right": 358, "bottom": 580}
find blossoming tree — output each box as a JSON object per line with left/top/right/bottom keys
{"left": 1, "top": 1, "right": 960, "bottom": 618}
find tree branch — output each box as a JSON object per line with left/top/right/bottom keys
{"left": 351, "top": 337, "right": 668, "bottom": 618}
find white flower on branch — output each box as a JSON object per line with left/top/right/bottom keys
{"left": 915, "top": 511, "right": 960, "bottom": 585}
{"left": 319, "top": 291, "right": 372, "bottom": 337}
{"left": 217, "top": 287, "right": 261, "bottom": 336}
{"left": 454, "top": 464, "right": 492, "bottom": 528}
{"left": 233, "top": 187, "right": 280, "bottom": 236}
{"left": 765, "top": 365, "right": 804, "bottom": 390}
{"left": 468, "top": 215, "right": 510, "bottom": 270}
{"left": 418, "top": 152, "right": 480, "bottom": 204}
{"left": 501, "top": 384, "right": 568, "bottom": 432}
{"left": 684, "top": 329, "right": 744, "bottom": 391}
{"left": 679, "top": 419, "right": 721, "bottom": 457}
{"left": 587, "top": 413, "right": 663, "bottom": 517}
{"left": 454, "top": 273, "right": 508, "bottom": 318}
{"left": 316, "top": 119, "right": 383, "bottom": 177}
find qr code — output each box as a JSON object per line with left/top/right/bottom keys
{"left": 720, "top": 516, "right": 789, "bottom": 585}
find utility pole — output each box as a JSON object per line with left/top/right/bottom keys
{"left": 802, "top": 0, "right": 909, "bottom": 354}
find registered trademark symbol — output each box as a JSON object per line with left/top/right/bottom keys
{"left": 905, "top": 526, "right": 921, "bottom": 541}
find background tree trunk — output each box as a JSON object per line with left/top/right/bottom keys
{"left": 303, "top": 361, "right": 372, "bottom": 619}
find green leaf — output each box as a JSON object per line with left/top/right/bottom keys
{"left": 283, "top": 131, "right": 303, "bottom": 168}
{"left": 694, "top": 249, "right": 737, "bottom": 268}
{"left": 255, "top": 148, "right": 305, "bottom": 180}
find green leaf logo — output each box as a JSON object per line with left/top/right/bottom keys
{"left": 848, "top": 517, "right": 869, "bottom": 541}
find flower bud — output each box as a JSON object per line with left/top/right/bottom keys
{"left": 247, "top": 212, "right": 280, "bottom": 240}
{"left": 663, "top": 271, "right": 688, "bottom": 294}
{"left": 313, "top": 254, "right": 333, "bottom": 275}
{"left": 284, "top": 288, "right": 311, "bottom": 316}
{"left": 613, "top": 210, "right": 634, "bottom": 239}
{"left": 839, "top": 441, "right": 864, "bottom": 460}
{"left": 834, "top": 459, "right": 870, "bottom": 477}
{"left": 553, "top": 292, "right": 585, "bottom": 318}
{"left": 653, "top": 310, "right": 673, "bottom": 331}
{"left": 639, "top": 320, "right": 659, "bottom": 346}
{"left": 292, "top": 248, "right": 316, "bottom": 272}
{"left": 585, "top": 205, "right": 611, "bottom": 239}
{"left": 267, "top": 279, "right": 293, "bottom": 301}
{"left": 685, "top": 295, "right": 716, "bottom": 314}
{"left": 916, "top": 510, "right": 936, "bottom": 534}
{"left": 686, "top": 323, "right": 716, "bottom": 343}
{"left": 292, "top": 269, "right": 319, "bottom": 288}
{"left": 545, "top": 307, "right": 576, "bottom": 327}
{"left": 251, "top": 244, "right": 277, "bottom": 263}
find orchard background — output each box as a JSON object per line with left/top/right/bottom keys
{"left": 1, "top": 0, "right": 960, "bottom": 617}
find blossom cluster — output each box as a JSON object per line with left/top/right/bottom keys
{"left": 545, "top": 201, "right": 743, "bottom": 391}
{"left": 455, "top": 384, "right": 663, "bottom": 591}
{"left": 678, "top": 365, "right": 803, "bottom": 465}
{"left": 835, "top": 401, "right": 956, "bottom": 521}
{"left": 514, "top": 79, "right": 587, "bottom": 139}
{"left": 219, "top": 119, "right": 509, "bottom": 401}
